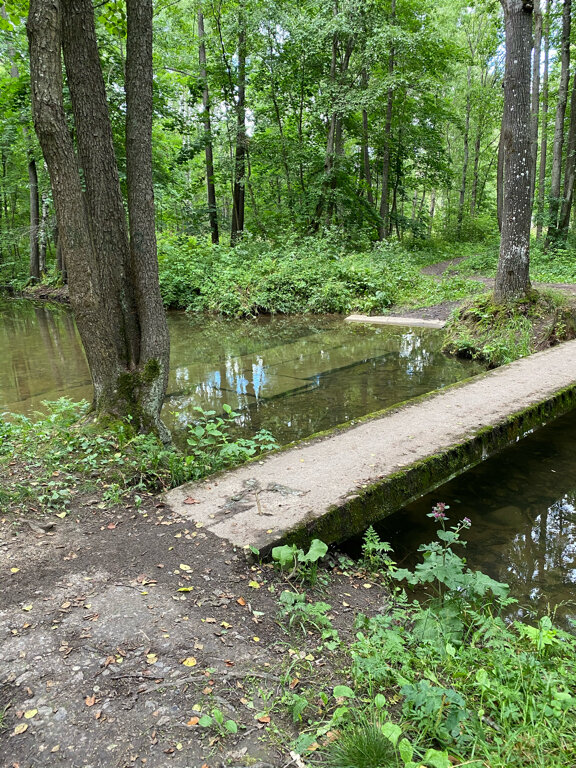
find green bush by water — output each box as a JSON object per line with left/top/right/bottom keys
{"left": 157, "top": 233, "right": 481, "bottom": 316}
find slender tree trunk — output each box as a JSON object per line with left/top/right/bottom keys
{"left": 361, "top": 69, "right": 374, "bottom": 206}
{"left": 428, "top": 190, "right": 436, "bottom": 236}
{"left": 495, "top": 0, "right": 533, "bottom": 304}
{"left": 470, "top": 127, "right": 482, "bottom": 218}
{"left": 198, "top": 10, "right": 219, "bottom": 244}
{"left": 2, "top": 4, "right": 41, "bottom": 282}
{"left": 39, "top": 189, "right": 49, "bottom": 275}
{"left": 457, "top": 67, "right": 472, "bottom": 236}
{"left": 27, "top": 156, "right": 40, "bottom": 281}
{"left": 546, "top": 0, "right": 571, "bottom": 245}
{"left": 558, "top": 70, "right": 576, "bottom": 236}
{"left": 497, "top": 128, "right": 504, "bottom": 233}
{"left": 125, "top": 0, "right": 171, "bottom": 438}
{"left": 378, "top": 0, "right": 396, "bottom": 240}
{"left": 530, "top": 0, "right": 542, "bottom": 208}
{"left": 230, "top": 7, "right": 246, "bottom": 245}
{"left": 536, "top": 6, "right": 550, "bottom": 239}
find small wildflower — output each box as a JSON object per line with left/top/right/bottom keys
{"left": 462, "top": 517, "right": 472, "bottom": 527}
{"left": 433, "top": 510, "right": 447, "bottom": 521}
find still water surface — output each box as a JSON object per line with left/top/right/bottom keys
{"left": 2, "top": 298, "right": 576, "bottom": 621}
{"left": 0, "top": 298, "right": 482, "bottom": 444}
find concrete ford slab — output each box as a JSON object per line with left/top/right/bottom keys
{"left": 165, "top": 339, "right": 576, "bottom": 553}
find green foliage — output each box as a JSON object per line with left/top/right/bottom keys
{"left": 185, "top": 404, "right": 276, "bottom": 476}
{"left": 273, "top": 508, "right": 576, "bottom": 768}
{"left": 157, "top": 233, "right": 481, "bottom": 316}
{"left": 272, "top": 538, "right": 329, "bottom": 585}
{"left": 361, "top": 526, "right": 396, "bottom": 574}
{"left": 0, "top": 398, "right": 276, "bottom": 510}
{"left": 443, "top": 290, "right": 576, "bottom": 367}
{"left": 197, "top": 708, "right": 238, "bottom": 736}
{"left": 323, "top": 721, "right": 400, "bottom": 768}
{"left": 278, "top": 590, "right": 339, "bottom": 648}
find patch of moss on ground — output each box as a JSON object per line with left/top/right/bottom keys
{"left": 442, "top": 290, "right": 576, "bottom": 367}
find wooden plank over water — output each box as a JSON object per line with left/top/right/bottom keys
{"left": 165, "top": 340, "right": 576, "bottom": 552}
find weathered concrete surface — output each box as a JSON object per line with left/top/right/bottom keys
{"left": 346, "top": 314, "right": 446, "bottom": 328}
{"left": 165, "top": 340, "right": 576, "bottom": 552}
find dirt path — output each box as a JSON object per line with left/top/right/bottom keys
{"left": 1, "top": 493, "right": 386, "bottom": 767}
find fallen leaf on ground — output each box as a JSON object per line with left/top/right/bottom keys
{"left": 237, "top": 597, "right": 246, "bottom": 606}
{"left": 248, "top": 581, "right": 260, "bottom": 589}
{"left": 14, "top": 723, "right": 28, "bottom": 735}
{"left": 85, "top": 695, "right": 96, "bottom": 707}
{"left": 183, "top": 497, "right": 200, "bottom": 504}
{"left": 257, "top": 715, "right": 270, "bottom": 723}
{"left": 24, "top": 709, "right": 37, "bottom": 719}
{"left": 179, "top": 564, "right": 192, "bottom": 572}
{"left": 146, "top": 654, "right": 158, "bottom": 665}
{"left": 187, "top": 717, "right": 200, "bottom": 726}
{"left": 182, "top": 657, "right": 197, "bottom": 667}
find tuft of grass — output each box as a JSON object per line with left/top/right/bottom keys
{"left": 323, "top": 722, "right": 400, "bottom": 768}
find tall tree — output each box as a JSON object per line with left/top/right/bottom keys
{"left": 230, "top": 2, "right": 247, "bottom": 245}
{"left": 27, "top": 0, "right": 170, "bottom": 436}
{"left": 546, "top": 0, "right": 571, "bottom": 245}
{"left": 536, "top": 2, "right": 550, "bottom": 239}
{"left": 494, "top": 0, "right": 533, "bottom": 304}
{"left": 198, "top": 8, "right": 219, "bottom": 244}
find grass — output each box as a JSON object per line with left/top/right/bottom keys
{"left": 267, "top": 516, "right": 576, "bottom": 768}
{"left": 0, "top": 398, "right": 276, "bottom": 514}
{"left": 442, "top": 289, "right": 576, "bottom": 367}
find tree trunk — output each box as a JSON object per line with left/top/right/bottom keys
{"left": 378, "top": 0, "right": 396, "bottom": 240}
{"left": 546, "top": 0, "right": 571, "bottom": 244}
{"left": 125, "top": 0, "right": 171, "bottom": 439}
{"left": 198, "top": 10, "right": 219, "bottom": 244}
{"left": 230, "top": 7, "right": 246, "bottom": 245}
{"left": 558, "top": 69, "right": 576, "bottom": 237}
{"left": 361, "top": 69, "right": 374, "bottom": 206}
{"left": 497, "top": 127, "right": 504, "bottom": 233}
{"left": 27, "top": 155, "right": 40, "bottom": 281}
{"left": 457, "top": 67, "right": 472, "bottom": 236}
{"left": 536, "top": 6, "right": 549, "bottom": 239}
{"left": 494, "top": 0, "right": 533, "bottom": 304}
{"left": 28, "top": 0, "right": 170, "bottom": 436}
{"left": 530, "top": 0, "right": 542, "bottom": 209}
{"left": 39, "top": 189, "right": 49, "bottom": 275}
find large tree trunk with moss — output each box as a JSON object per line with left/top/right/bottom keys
{"left": 27, "top": 0, "right": 170, "bottom": 438}
{"left": 494, "top": 0, "right": 533, "bottom": 304}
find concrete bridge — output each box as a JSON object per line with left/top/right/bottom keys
{"left": 165, "top": 339, "right": 576, "bottom": 553}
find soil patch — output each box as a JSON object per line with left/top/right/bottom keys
{"left": 0, "top": 488, "right": 386, "bottom": 767}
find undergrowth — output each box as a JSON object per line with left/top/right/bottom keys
{"left": 270, "top": 508, "right": 576, "bottom": 768}
{"left": 0, "top": 398, "right": 276, "bottom": 513}
{"left": 157, "top": 233, "right": 481, "bottom": 316}
{"left": 442, "top": 289, "right": 576, "bottom": 367}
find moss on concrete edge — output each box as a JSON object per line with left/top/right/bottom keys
{"left": 258, "top": 383, "right": 576, "bottom": 554}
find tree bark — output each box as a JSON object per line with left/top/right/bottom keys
{"left": 494, "top": 0, "right": 533, "bottom": 304}
{"left": 198, "top": 10, "right": 219, "bottom": 244}
{"left": 530, "top": 0, "right": 542, "bottom": 209}
{"left": 457, "top": 67, "right": 472, "bottom": 236}
{"left": 361, "top": 69, "right": 374, "bottom": 206}
{"left": 536, "top": 5, "right": 550, "bottom": 239}
{"left": 378, "top": 0, "right": 396, "bottom": 240}
{"left": 126, "top": 0, "right": 171, "bottom": 440}
{"left": 546, "top": 0, "right": 571, "bottom": 244}
{"left": 28, "top": 0, "right": 169, "bottom": 436}
{"left": 27, "top": 155, "right": 40, "bottom": 281}
{"left": 558, "top": 69, "right": 576, "bottom": 237}
{"left": 230, "top": 6, "right": 246, "bottom": 245}
{"left": 497, "top": 128, "right": 504, "bottom": 233}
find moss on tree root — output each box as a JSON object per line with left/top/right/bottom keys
{"left": 259, "top": 384, "right": 576, "bottom": 554}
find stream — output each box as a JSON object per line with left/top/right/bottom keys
{"left": 1, "top": 297, "right": 576, "bottom": 624}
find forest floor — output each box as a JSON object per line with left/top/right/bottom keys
{"left": 0, "top": 485, "right": 386, "bottom": 768}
